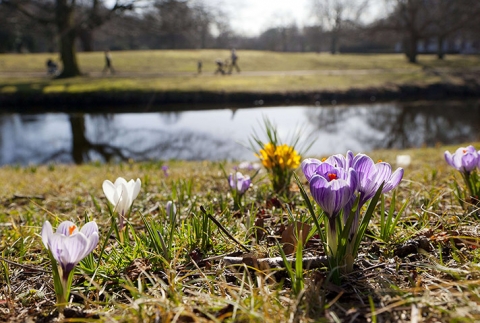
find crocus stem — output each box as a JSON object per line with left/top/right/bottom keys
{"left": 462, "top": 172, "right": 475, "bottom": 199}
{"left": 326, "top": 217, "right": 338, "bottom": 258}
{"left": 233, "top": 193, "right": 243, "bottom": 210}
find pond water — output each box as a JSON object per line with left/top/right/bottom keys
{"left": 1, "top": 100, "right": 479, "bottom": 165}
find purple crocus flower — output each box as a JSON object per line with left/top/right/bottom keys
{"left": 352, "top": 153, "right": 404, "bottom": 205}
{"left": 302, "top": 151, "right": 355, "bottom": 182}
{"left": 301, "top": 158, "right": 323, "bottom": 182}
{"left": 309, "top": 166, "right": 358, "bottom": 219}
{"left": 41, "top": 220, "right": 99, "bottom": 280}
{"left": 345, "top": 153, "right": 404, "bottom": 238}
{"left": 445, "top": 146, "right": 479, "bottom": 173}
{"left": 162, "top": 165, "right": 169, "bottom": 177}
{"left": 309, "top": 166, "right": 358, "bottom": 256}
{"left": 228, "top": 172, "right": 252, "bottom": 195}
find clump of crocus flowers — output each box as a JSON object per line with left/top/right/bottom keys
{"left": 228, "top": 171, "right": 252, "bottom": 210}
{"left": 302, "top": 151, "right": 403, "bottom": 274}
{"left": 445, "top": 145, "right": 480, "bottom": 206}
{"left": 251, "top": 118, "right": 305, "bottom": 194}
{"left": 102, "top": 177, "right": 141, "bottom": 240}
{"left": 41, "top": 220, "right": 99, "bottom": 309}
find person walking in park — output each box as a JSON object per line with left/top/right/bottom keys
{"left": 214, "top": 59, "right": 225, "bottom": 75}
{"left": 228, "top": 48, "right": 240, "bottom": 74}
{"left": 103, "top": 50, "right": 115, "bottom": 75}
{"left": 197, "top": 60, "right": 202, "bottom": 74}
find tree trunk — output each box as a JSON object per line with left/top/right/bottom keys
{"left": 282, "top": 28, "right": 288, "bottom": 52}
{"left": 56, "top": 0, "right": 81, "bottom": 78}
{"left": 404, "top": 34, "right": 418, "bottom": 63}
{"left": 330, "top": 31, "right": 339, "bottom": 54}
{"left": 437, "top": 35, "right": 445, "bottom": 60}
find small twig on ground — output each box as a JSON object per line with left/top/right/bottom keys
{"left": 200, "top": 205, "right": 250, "bottom": 253}
{"left": 0, "top": 256, "right": 48, "bottom": 273}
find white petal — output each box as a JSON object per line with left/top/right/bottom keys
{"left": 41, "top": 221, "right": 53, "bottom": 249}
{"left": 63, "top": 233, "right": 89, "bottom": 265}
{"left": 84, "top": 232, "right": 99, "bottom": 257}
{"left": 131, "top": 178, "right": 141, "bottom": 201}
{"left": 117, "top": 183, "right": 131, "bottom": 216}
{"left": 114, "top": 177, "right": 128, "bottom": 187}
{"left": 80, "top": 221, "right": 98, "bottom": 238}
{"left": 102, "top": 180, "right": 118, "bottom": 205}
{"left": 48, "top": 234, "right": 65, "bottom": 265}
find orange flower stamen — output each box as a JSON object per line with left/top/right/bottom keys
{"left": 69, "top": 225, "right": 77, "bottom": 236}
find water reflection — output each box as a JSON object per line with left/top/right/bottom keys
{"left": 0, "top": 101, "right": 479, "bottom": 166}
{"left": 306, "top": 101, "right": 480, "bottom": 151}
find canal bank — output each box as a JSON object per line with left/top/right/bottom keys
{"left": 1, "top": 81, "right": 480, "bottom": 113}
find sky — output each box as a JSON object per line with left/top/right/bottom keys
{"left": 220, "top": 0, "right": 314, "bottom": 36}
{"left": 124, "top": 0, "right": 315, "bottom": 36}
{"left": 107, "top": 0, "right": 385, "bottom": 37}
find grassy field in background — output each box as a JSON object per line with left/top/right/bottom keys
{"left": 1, "top": 50, "right": 479, "bottom": 94}
{"left": 2, "top": 142, "right": 480, "bottom": 322}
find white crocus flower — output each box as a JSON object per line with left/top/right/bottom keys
{"left": 166, "top": 201, "right": 176, "bottom": 217}
{"left": 102, "top": 177, "right": 141, "bottom": 229}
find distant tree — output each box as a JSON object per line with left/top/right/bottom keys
{"left": 145, "top": 0, "right": 223, "bottom": 49}
{"left": 303, "top": 25, "right": 325, "bottom": 52}
{"left": 373, "top": 0, "right": 433, "bottom": 63}
{"left": 154, "top": 0, "right": 194, "bottom": 48}
{"left": 310, "top": 0, "right": 369, "bottom": 54}
{"left": 428, "top": 0, "right": 480, "bottom": 59}
{"left": 1, "top": 0, "right": 136, "bottom": 78}
{"left": 0, "top": 5, "right": 55, "bottom": 52}
{"left": 256, "top": 24, "right": 305, "bottom": 52}
{"left": 374, "top": 0, "right": 480, "bottom": 63}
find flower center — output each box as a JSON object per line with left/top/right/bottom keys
{"left": 321, "top": 157, "right": 327, "bottom": 162}
{"left": 328, "top": 173, "right": 338, "bottom": 181}
{"left": 463, "top": 149, "right": 467, "bottom": 154}
{"left": 68, "top": 225, "right": 77, "bottom": 236}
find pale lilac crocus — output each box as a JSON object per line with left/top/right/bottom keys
{"left": 41, "top": 220, "right": 99, "bottom": 307}
{"left": 102, "top": 177, "right": 141, "bottom": 230}
{"left": 445, "top": 145, "right": 480, "bottom": 198}
{"left": 228, "top": 172, "right": 252, "bottom": 209}
{"left": 162, "top": 165, "right": 169, "bottom": 177}
{"left": 42, "top": 220, "right": 99, "bottom": 279}
{"left": 229, "top": 172, "right": 252, "bottom": 195}
{"left": 445, "top": 146, "right": 479, "bottom": 173}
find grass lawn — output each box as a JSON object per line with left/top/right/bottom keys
{"left": 0, "top": 50, "right": 478, "bottom": 94}
{"left": 1, "top": 140, "right": 480, "bottom": 322}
